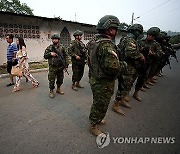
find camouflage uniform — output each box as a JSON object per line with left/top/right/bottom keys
{"left": 87, "top": 15, "right": 121, "bottom": 129}
{"left": 139, "top": 37, "right": 162, "bottom": 83}
{"left": 69, "top": 39, "right": 87, "bottom": 83}
{"left": 145, "top": 27, "right": 163, "bottom": 81}
{"left": 68, "top": 30, "right": 87, "bottom": 89}
{"left": 116, "top": 34, "right": 143, "bottom": 100}
{"left": 44, "top": 43, "right": 69, "bottom": 90}
{"left": 88, "top": 34, "right": 120, "bottom": 125}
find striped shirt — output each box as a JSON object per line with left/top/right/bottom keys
{"left": 7, "top": 42, "right": 18, "bottom": 62}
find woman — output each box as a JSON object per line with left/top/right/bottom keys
{"left": 12, "top": 37, "right": 39, "bottom": 92}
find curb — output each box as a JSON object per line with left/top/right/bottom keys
{"left": 0, "top": 64, "right": 73, "bottom": 79}
{"left": 0, "top": 68, "right": 48, "bottom": 79}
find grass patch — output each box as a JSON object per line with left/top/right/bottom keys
{"left": 0, "top": 61, "right": 48, "bottom": 74}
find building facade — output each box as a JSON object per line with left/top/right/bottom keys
{"left": 0, "top": 11, "right": 123, "bottom": 65}
{"left": 0, "top": 11, "right": 97, "bottom": 65}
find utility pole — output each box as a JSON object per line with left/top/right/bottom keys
{"left": 131, "top": 12, "right": 140, "bottom": 25}
{"left": 131, "top": 12, "right": 134, "bottom": 25}
{"left": 75, "top": 12, "right": 77, "bottom": 22}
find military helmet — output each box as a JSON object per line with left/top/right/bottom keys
{"left": 147, "top": 27, "right": 160, "bottom": 37}
{"left": 51, "top": 34, "right": 60, "bottom": 40}
{"left": 73, "top": 30, "right": 83, "bottom": 36}
{"left": 96, "top": 15, "right": 120, "bottom": 30}
{"left": 128, "top": 24, "right": 143, "bottom": 34}
{"left": 157, "top": 31, "right": 167, "bottom": 39}
{"left": 161, "top": 31, "right": 167, "bottom": 36}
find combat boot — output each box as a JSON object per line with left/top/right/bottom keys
{"left": 119, "top": 98, "right": 131, "bottom": 109}
{"left": 146, "top": 80, "right": 154, "bottom": 86}
{"left": 140, "top": 87, "right": 146, "bottom": 92}
{"left": 112, "top": 101, "right": 125, "bottom": 116}
{"left": 133, "top": 90, "right": 142, "bottom": 102}
{"left": 90, "top": 124, "right": 103, "bottom": 136}
{"left": 153, "top": 76, "right": 158, "bottom": 80}
{"left": 159, "top": 72, "right": 164, "bottom": 77}
{"left": 150, "top": 77, "right": 157, "bottom": 83}
{"left": 143, "top": 84, "right": 150, "bottom": 89}
{"left": 49, "top": 89, "right": 55, "bottom": 98}
{"left": 56, "top": 86, "right": 64, "bottom": 95}
{"left": 76, "top": 82, "right": 84, "bottom": 88}
{"left": 72, "top": 82, "right": 78, "bottom": 91}
{"left": 124, "top": 95, "right": 130, "bottom": 102}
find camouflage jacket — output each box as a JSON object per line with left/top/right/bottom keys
{"left": 139, "top": 38, "right": 163, "bottom": 59}
{"left": 87, "top": 34, "right": 120, "bottom": 79}
{"left": 118, "top": 35, "right": 143, "bottom": 61}
{"left": 44, "top": 43, "right": 70, "bottom": 67}
{"left": 68, "top": 40, "right": 87, "bottom": 63}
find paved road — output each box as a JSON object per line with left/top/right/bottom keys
{"left": 0, "top": 52, "right": 180, "bottom": 154}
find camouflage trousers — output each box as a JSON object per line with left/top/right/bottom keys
{"left": 135, "top": 66, "right": 147, "bottom": 91}
{"left": 89, "top": 77, "right": 115, "bottom": 125}
{"left": 72, "top": 62, "right": 85, "bottom": 83}
{"left": 148, "top": 61, "right": 158, "bottom": 78}
{"left": 48, "top": 66, "right": 64, "bottom": 90}
{"left": 115, "top": 64, "right": 137, "bottom": 100}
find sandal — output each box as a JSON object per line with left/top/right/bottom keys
{"left": 33, "top": 82, "right": 39, "bottom": 88}
{"left": 12, "top": 86, "right": 20, "bottom": 92}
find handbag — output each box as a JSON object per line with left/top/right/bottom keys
{"left": 11, "top": 65, "right": 23, "bottom": 77}
{"left": 12, "top": 59, "right": 18, "bottom": 66}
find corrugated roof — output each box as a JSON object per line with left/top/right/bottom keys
{"left": 0, "top": 11, "right": 96, "bottom": 27}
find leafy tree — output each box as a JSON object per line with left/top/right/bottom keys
{"left": 0, "top": 0, "right": 34, "bottom": 15}
{"left": 169, "top": 34, "right": 180, "bottom": 44}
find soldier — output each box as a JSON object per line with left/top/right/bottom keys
{"left": 116, "top": 24, "right": 145, "bottom": 103}
{"left": 155, "top": 31, "right": 168, "bottom": 77}
{"left": 155, "top": 31, "right": 177, "bottom": 77}
{"left": 44, "top": 34, "right": 70, "bottom": 98}
{"left": 68, "top": 30, "right": 87, "bottom": 91}
{"left": 143, "top": 27, "right": 163, "bottom": 86}
{"left": 87, "top": 15, "right": 122, "bottom": 136}
{"left": 139, "top": 27, "right": 162, "bottom": 90}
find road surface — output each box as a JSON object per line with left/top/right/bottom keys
{"left": 0, "top": 52, "right": 180, "bottom": 154}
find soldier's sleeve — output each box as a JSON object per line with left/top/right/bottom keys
{"left": 124, "top": 38, "right": 142, "bottom": 59}
{"left": 63, "top": 47, "right": 71, "bottom": 65}
{"left": 83, "top": 43, "right": 88, "bottom": 60}
{"left": 98, "top": 43, "right": 120, "bottom": 77}
{"left": 44, "top": 46, "right": 52, "bottom": 59}
{"left": 68, "top": 41, "right": 77, "bottom": 57}
{"left": 155, "top": 42, "right": 163, "bottom": 57}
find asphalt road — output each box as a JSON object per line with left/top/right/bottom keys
{"left": 0, "top": 52, "right": 180, "bottom": 154}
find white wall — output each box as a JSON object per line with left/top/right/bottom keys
{"left": 0, "top": 13, "right": 96, "bottom": 65}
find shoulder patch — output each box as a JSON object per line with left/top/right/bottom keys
{"left": 109, "top": 50, "right": 118, "bottom": 58}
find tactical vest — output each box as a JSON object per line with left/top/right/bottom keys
{"left": 48, "top": 44, "right": 65, "bottom": 66}
{"left": 89, "top": 38, "right": 115, "bottom": 79}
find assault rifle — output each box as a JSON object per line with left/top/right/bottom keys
{"left": 51, "top": 45, "right": 69, "bottom": 75}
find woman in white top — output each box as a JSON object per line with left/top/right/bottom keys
{"left": 13, "top": 37, "right": 39, "bottom": 92}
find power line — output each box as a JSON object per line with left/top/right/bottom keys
{"left": 139, "top": 0, "right": 174, "bottom": 17}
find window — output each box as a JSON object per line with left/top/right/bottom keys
{"left": 84, "top": 31, "right": 96, "bottom": 40}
